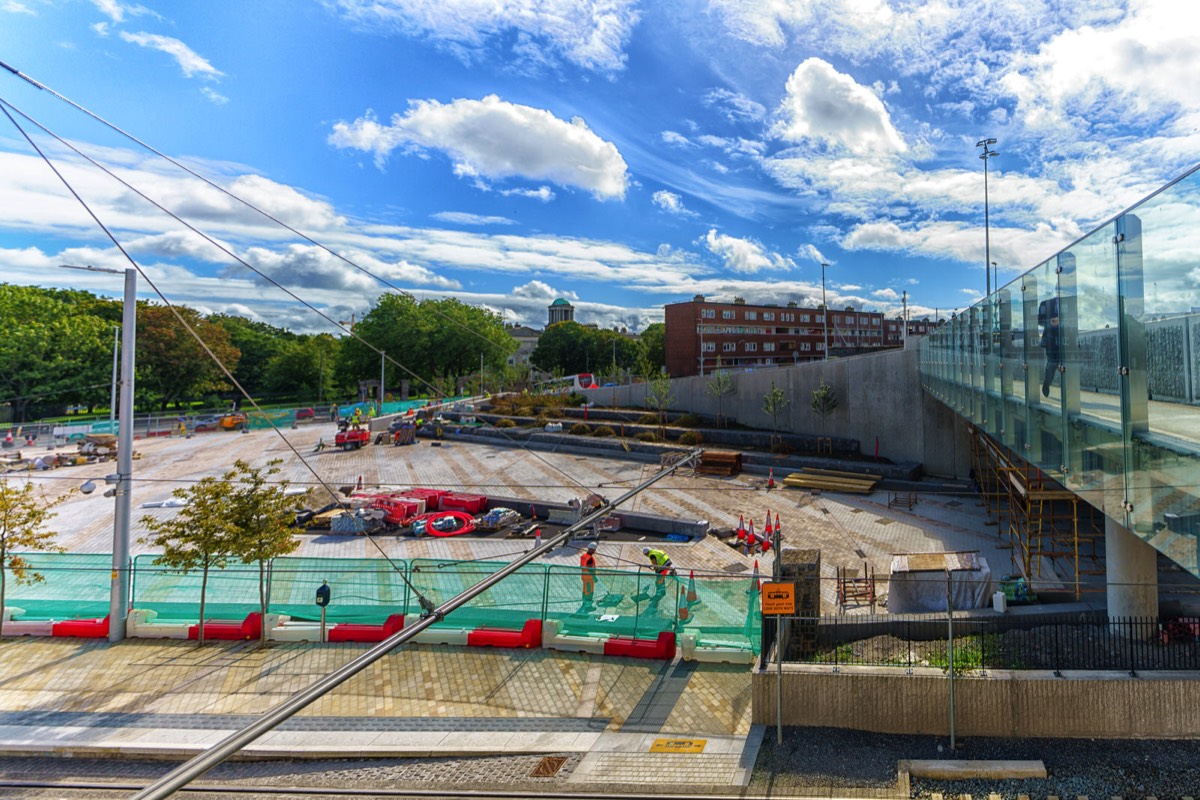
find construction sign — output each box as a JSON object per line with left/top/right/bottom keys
{"left": 650, "top": 738, "right": 707, "bottom": 753}
{"left": 761, "top": 582, "right": 795, "bottom": 615}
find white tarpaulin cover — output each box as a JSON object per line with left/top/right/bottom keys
{"left": 887, "top": 552, "right": 993, "bottom": 613}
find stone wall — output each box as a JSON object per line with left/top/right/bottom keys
{"left": 752, "top": 665, "right": 1200, "bottom": 738}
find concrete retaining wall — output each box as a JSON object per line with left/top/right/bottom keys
{"left": 592, "top": 340, "right": 973, "bottom": 479}
{"left": 752, "top": 665, "right": 1200, "bottom": 738}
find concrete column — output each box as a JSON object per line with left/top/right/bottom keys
{"left": 1106, "top": 517, "right": 1158, "bottom": 621}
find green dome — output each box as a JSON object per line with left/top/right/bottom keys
{"left": 550, "top": 298, "right": 572, "bottom": 306}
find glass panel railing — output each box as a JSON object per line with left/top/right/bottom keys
{"left": 920, "top": 164, "right": 1200, "bottom": 579}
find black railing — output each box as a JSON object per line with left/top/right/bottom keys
{"left": 769, "top": 614, "right": 1200, "bottom": 674}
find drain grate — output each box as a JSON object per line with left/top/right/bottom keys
{"left": 875, "top": 518, "right": 894, "bottom": 526}
{"left": 723, "top": 561, "right": 749, "bottom": 573}
{"left": 529, "top": 756, "right": 568, "bottom": 777}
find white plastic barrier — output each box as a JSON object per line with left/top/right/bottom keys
{"left": 541, "top": 618, "right": 607, "bottom": 655}
{"left": 679, "top": 633, "right": 756, "bottom": 664}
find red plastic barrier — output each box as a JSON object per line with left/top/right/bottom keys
{"left": 51, "top": 616, "right": 110, "bottom": 638}
{"left": 603, "top": 631, "right": 676, "bottom": 660}
{"left": 440, "top": 493, "right": 487, "bottom": 514}
{"left": 328, "top": 613, "right": 406, "bottom": 643}
{"left": 399, "top": 488, "right": 448, "bottom": 510}
{"left": 466, "top": 619, "right": 542, "bottom": 649}
{"left": 188, "top": 612, "right": 262, "bottom": 641}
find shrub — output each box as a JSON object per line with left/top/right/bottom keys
{"left": 635, "top": 431, "right": 659, "bottom": 443}
{"left": 569, "top": 422, "right": 591, "bottom": 435}
{"left": 677, "top": 413, "right": 703, "bottom": 428}
{"left": 593, "top": 425, "right": 616, "bottom": 438}
{"left": 678, "top": 431, "right": 703, "bottom": 446}
{"left": 636, "top": 413, "right": 658, "bottom": 425}
{"left": 534, "top": 415, "right": 550, "bottom": 427}
{"left": 494, "top": 418, "right": 516, "bottom": 428}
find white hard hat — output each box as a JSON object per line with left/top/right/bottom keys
{"left": 587, "top": 542, "right": 597, "bottom": 551}
{"left": 642, "top": 546, "right": 651, "bottom": 555}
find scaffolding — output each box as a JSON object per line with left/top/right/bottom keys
{"left": 971, "top": 428, "right": 1104, "bottom": 598}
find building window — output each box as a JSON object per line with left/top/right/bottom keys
{"left": 722, "top": 342, "right": 736, "bottom": 352}
{"left": 800, "top": 342, "right": 811, "bottom": 351}
{"left": 722, "top": 310, "right": 735, "bottom": 319}
{"left": 763, "top": 342, "right": 775, "bottom": 352}
{"left": 800, "top": 313, "right": 810, "bottom": 322}
{"left": 763, "top": 312, "right": 775, "bottom": 321}
{"left": 703, "top": 341, "right": 715, "bottom": 352}
{"left": 816, "top": 314, "right": 824, "bottom": 323}
{"left": 745, "top": 311, "right": 757, "bottom": 320}
{"left": 701, "top": 308, "right": 715, "bottom": 319}
{"left": 782, "top": 312, "right": 794, "bottom": 322}
{"left": 744, "top": 342, "right": 757, "bottom": 352}
{"left": 817, "top": 342, "right": 825, "bottom": 351}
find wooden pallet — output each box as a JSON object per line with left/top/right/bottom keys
{"left": 695, "top": 450, "right": 742, "bottom": 476}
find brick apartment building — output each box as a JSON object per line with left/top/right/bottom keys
{"left": 664, "top": 295, "right": 931, "bottom": 377}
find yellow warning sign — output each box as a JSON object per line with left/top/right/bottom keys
{"left": 761, "top": 582, "right": 795, "bottom": 615}
{"left": 650, "top": 738, "right": 707, "bottom": 753}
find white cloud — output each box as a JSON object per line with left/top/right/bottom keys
{"left": 652, "top": 190, "right": 696, "bottom": 217}
{"left": 118, "top": 32, "right": 223, "bottom": 79}
{"left": 332, "top": 0, "right": 639, "bottom": 73}
{"left": 773, "top": 58, "right": 906, "bottom": 155}
{"left": 201, "top": 87, "right": 228, "bottom": 105}
{"left": 797, "top": 243, "right": 828, "bottom": 265}
{"left": 329, "top": 96, "right": 628, "bottom": 200}
{"left": 704, "top": 88, "right": 766, "bottom": 123}
{"left": 703, "top": 229, "right": 795, "bottom": 274}
{"left": 431, "top": 212, "right": 515, "bottom": 226}
{"left": 499, "top": 186, "right": 555, "bottom": 202}
{"left": 872, "top": 288, "right": 900, "bottom": 300}
{"left": 511, "top": 280, "right": 577, "bottom": 303}
{"left": 3, "top": 2, "right": 34, "bottom": 14}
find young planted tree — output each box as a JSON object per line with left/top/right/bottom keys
{"left": 140, "top": 476, "right": 237, "bottom": 644}
{"left": 645, "top": 371, "right": 675, "bottom": 439}
{"left": 763, "top": 381, "right": 790, "bottom": 451}
{"left": 705, "top": 360, "right": 735, "bottom": 428}
{"left": 811, "top": 380, "right": 840, "bottom": 437}
{"left": 225, "top": 459, "right": 306, "bottom": 642}
{"left": 0, "top": 481, "right": 65, "bottom": 637}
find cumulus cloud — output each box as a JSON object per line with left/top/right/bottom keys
{"left": 652, "top": 190, "right": 697, "bottom": 217}
{"left": 511, "top": 280, "right": 577, "bottom": 303}
{"left": 872, "top": 287, "right": 900, "bottom": 300}
{"left": 703, "top": 229, "right": 795, "bottom": 274}
{"left": 332, "top": 0, "right": 640, "bottom": 73}
{"left": 329, "top": 96, "right": 628, "bottom": 200}
{"left": 119, "top": 32, "right": 223, "bottom": 79}
{"left": 773, "top": 58, "right": 906, "bottom": 155}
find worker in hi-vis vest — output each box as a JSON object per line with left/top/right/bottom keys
{"left": 580, "top": 541, "right": 598, "bottom": 607}
{"left": 643, "top": 547, "right": 674, "bottom": 598}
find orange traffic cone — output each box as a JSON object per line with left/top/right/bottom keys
{"left": 686, "top": 570, "right": 699, "bottom": 604}
{"left": 534, "top": 528, "right": 542, "bottom": 549}
{"left": 736, "top": 514, "right": 746, "bottom": 541}
{"left": 753, "top": 559, "right": 762, "bottom": 590}
{"left": 767, "top": 467, "right": 775, "bottom": 489}
{"left": 747, "top": 559, "right": 761, "bottom": 595}
{"left": 355, "top": 475, "right": 363, "bottom": 490}
{"left": 677, "top": 588, "right": 690, "bottom": 621}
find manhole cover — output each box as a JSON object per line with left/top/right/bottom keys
{"left": 875, "top": 518, "right": 894, "bottom": 526}
{"left": 723, "top": 562, "right": 749, "bottom": 573}
{"left": 529, "top": 756, "right": 568, "bottom": 777}
{"left": 849, "top": 508, "right": 863, "bottom": 513}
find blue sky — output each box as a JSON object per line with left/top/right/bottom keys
{"left": 1, "top": 0, "right": 1198, "bottom": 334}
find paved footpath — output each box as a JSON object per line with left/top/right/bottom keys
{"left": 0, "top": 636, "right": 760, "bottom": 789}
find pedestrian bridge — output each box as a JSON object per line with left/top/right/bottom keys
{"left": 920, "top": 162, "right": 1200, "bottom": 599}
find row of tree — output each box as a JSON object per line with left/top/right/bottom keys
{"left": 8, "top": 285, "right": 674, "bottom": 422}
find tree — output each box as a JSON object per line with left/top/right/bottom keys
{"left": 0, "top": 481, "right": 65, "bottom": 637}
{"left": 138, "top": 305, "right": 241, "bottom": 410}
{"left": 639, "top": 323, "right": 665, "bottom": 373}
{"left": 811, "top": 380, "right": 839, "bottom": 438}
{"left": 530, "top": 321, "right": 591, "bottom": 375}
{"left": 210, "top": 314, "right": 294, "bottom": 400}
{"left": 645, "top": 372, "right": 674, "bottom": 438}
{"left": 705, "top": 359, "right": 735, "bottom": 428}
{"left": 263, "top": 336, "right": 338, "bottom": 402}
{"left": 140, "top": 476, "right": 238, "bottom": 644}
{"left": 224, "top": 460, "right": 306, "bottom": 642}
{"left": 763, "top": 381, "right": 789, "bottom": 451}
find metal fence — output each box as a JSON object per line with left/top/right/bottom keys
{"left": 770, "top": 613, "right": 1200, "bottom": 673}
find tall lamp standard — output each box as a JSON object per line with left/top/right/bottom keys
{"left": 977, "top": 138, "right": 999, "bottom": 298}
{"left": 820, "top": 262, "right": 830, "bottom": 361}
{"left": 60, "top": 264, "right": 136, "bottom": 643}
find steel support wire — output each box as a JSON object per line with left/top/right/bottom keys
{"left": 130, "top": 449, "right": 702, "bottom": 800}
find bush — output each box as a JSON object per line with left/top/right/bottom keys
{"left": 636, "top": 413, "right": 658, "bottom": 425}
{"left": 678, "top": 431, "right": 703, "bottom": 446}
{"left": 593, "top": 425, "right": 616, "bottom": 438}
{"left": 534, "top": 415, "right": 550, "bottom": 427}
{"left": 635, "top": 431, "right": 659, "bottom": 443}
{"left": 493, "top": 418, "right": 516, "bottom": 428}
{"left": 569, "top": 422, "right": 591, "bottom": 435}
{"left": 677, "top": 413, "right": 703, "bottom": 428}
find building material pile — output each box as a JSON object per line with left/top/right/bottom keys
{"left": 781, "top": 467, "right": 879, "bottom": 494}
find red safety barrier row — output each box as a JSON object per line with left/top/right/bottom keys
{"left": 187, "top": 612, "right": 262, "bottom": 641}
{"left": 603, "top": 631, "right": 676, "bottom": 660}
{"left": 328, "top": 614, "right": 406, "bottom": 643}
{"left": 466, "top": 619, "right": 542, "bottom": 649}
{"left": 51, "top": 616, "right": 109, "bottom": 638}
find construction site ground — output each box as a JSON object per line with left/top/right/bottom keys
{"left": 0, "top": 423, "right": 1129, "bottom": 797}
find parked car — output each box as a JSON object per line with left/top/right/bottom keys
{"left": 295, "top": 407, "right": 315, "bottom": 420}
{"left": 191, "top": 415, "right": 221, "bottom": 432}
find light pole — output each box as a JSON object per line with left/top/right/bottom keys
{"left": 698, "top": 313, "right": 705, "bottom": 377}
{"left": 108, "top": 325, "right": 119, "bottom": 430}
{"left": 820, "top": 262, "right": 830, "bottom": 361}
{"left": 977, "top": 138, "right": 999, "bottom": 298}
{"left": 60, "top": 264, "right": 135, "bottom": 643}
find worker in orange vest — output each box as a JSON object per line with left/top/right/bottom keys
{"left": 580, "top": 541, "right": 598, "bottom": 608}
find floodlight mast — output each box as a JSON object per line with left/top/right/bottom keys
{"left": 976, "top": 138, "right": 999, "bottom": 299}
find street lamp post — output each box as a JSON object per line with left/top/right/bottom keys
{"left": 820, "top": 262, "right": 830, "bottom": 361}
{"left": 977, "top": 138, "right": 999, "bottom": 298}
{"left": 60, "top": 264, "right": 136, "bottom": 643}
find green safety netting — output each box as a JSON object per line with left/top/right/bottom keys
{"left": 3, "top": 553, "right": 111, "bottom": 620}
{"left": 407, "top": 557, "right": 549, "bottom": 628}
{"left": 131, "top": 554, "right": 262, "bottom": 621}
{"left": 245, "top": 409, "right": 295, "bottom": 430}
{"left": 268, "top": 557, "right": 410, "bottom": 624}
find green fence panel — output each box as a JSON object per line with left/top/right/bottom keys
{"left": 131, "top": 554, "right": 262, "bottom": 621}
{"left": 268, "top": 557, "right": 409, "bottom": 624}
{"left": 408, "top": 557, "right": 549, "bottom": 628}
{"left": 4, "top": 553, "right": 111, "bottom": 620}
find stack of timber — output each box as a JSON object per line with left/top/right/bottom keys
{"left": 781, "top": 467, "right": 880, "bottom": 494}
{"left": 695, "top": 450, "right": 742, "bottom": 476}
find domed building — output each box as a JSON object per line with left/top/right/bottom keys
{"left": 548, "top": 298, "right": 575, "bottom": 326}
